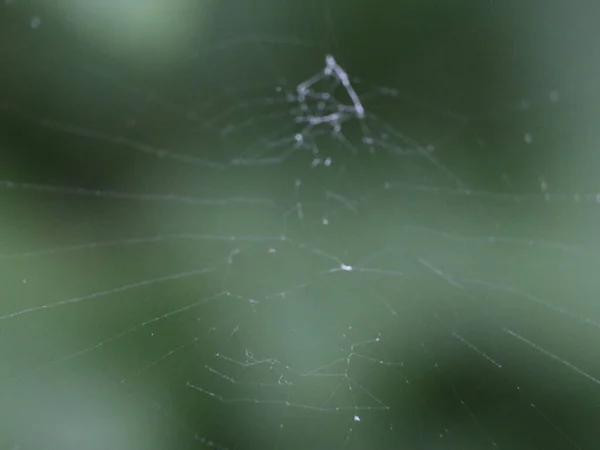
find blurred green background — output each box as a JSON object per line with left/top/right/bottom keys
{"left": 1, "top": 1, "right": 600, "bottom": 449}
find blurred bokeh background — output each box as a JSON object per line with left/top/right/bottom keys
{"left": 1, "top": 1, "right": 600, "bottom": 449}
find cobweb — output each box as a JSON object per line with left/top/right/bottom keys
{"left": 1, "top": 2, "right": 600, "bottom": 450}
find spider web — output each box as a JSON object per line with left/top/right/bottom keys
{"left": 1, "top": 2, "right": 600, "bottom": 450}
